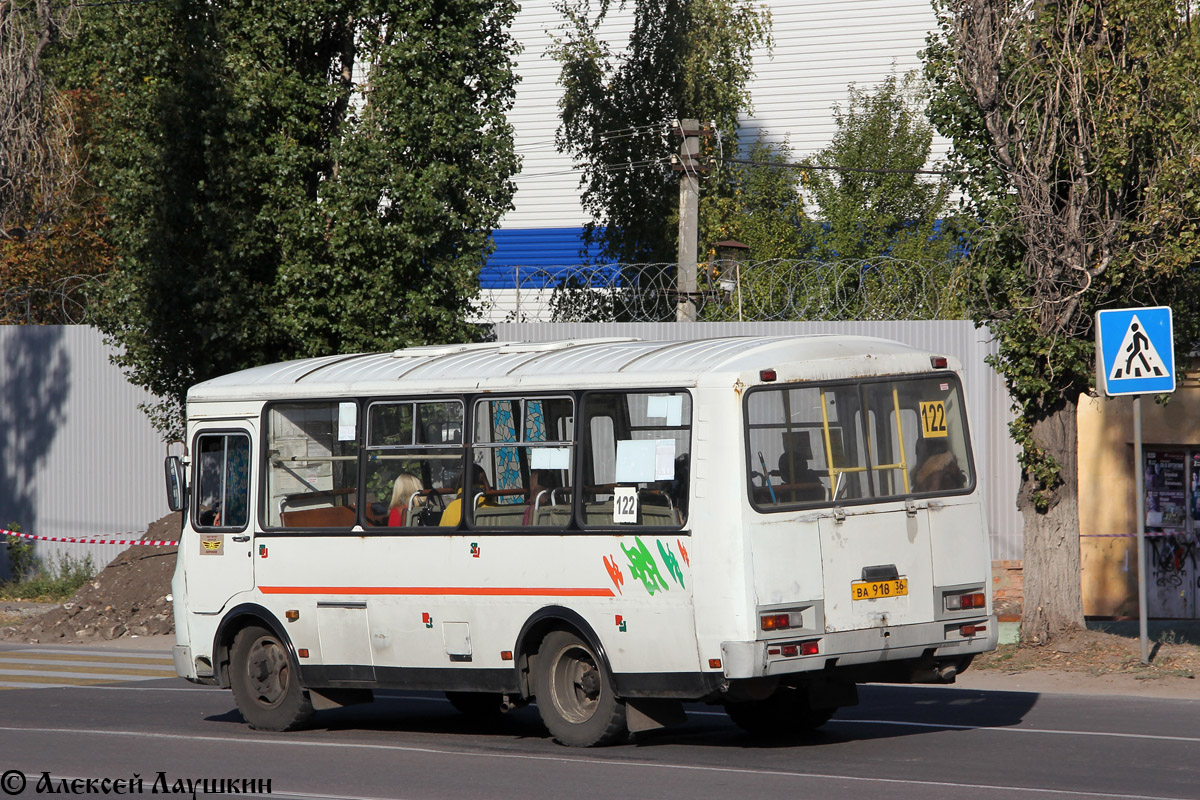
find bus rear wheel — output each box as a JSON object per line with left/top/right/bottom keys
{"left": 725, "top": 686, "right": 834, "bottom": 737}
{"left": 534, "top": 630, "right": 627, "bottom": 747}
{"left": 230, "top": 625, "right": 314, "bottom": 731}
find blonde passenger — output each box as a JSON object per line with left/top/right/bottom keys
{"left": 388, "top": 473, "right": 424, "bottom": 526}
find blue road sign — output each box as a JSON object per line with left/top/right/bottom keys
{"left": 1095, "top": 306, "right": 1175, "bottom": 396}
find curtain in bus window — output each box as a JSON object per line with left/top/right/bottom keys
{"left": 265, "top": 403, "right": 360, "bottom": 529}
{"left": 194, "top": 433, "right": 250, "bottom": 529}
{"left": 363, "top": 400, "right": 463, "bottom": 528}
{"left": 469, "top": 397, "right": 574, "bottom": 529}
{"left": 581, "top": 391, "right": 691, "bottom": 529}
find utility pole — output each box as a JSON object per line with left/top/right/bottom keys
{"left": 674, "top": 119, "right": 704, "bottom": 322}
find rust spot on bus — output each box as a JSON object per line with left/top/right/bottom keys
{"left": 733, "top": 378, "right": 746, "bottom": 397}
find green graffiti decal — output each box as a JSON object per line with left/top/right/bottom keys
{"left": 657, "top": 540, "right": 685, "bottom": 588}
{"left": 622, "top": 536, "right": 669, "bottom": 595}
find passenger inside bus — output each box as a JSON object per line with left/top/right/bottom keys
{"left": 911, "top": 438, "right": 966, "bottom": 493}
{"left": 440, "top": 463, "right": 490, "bottom": 527}
{"left": 776, "top": 432, "right": 825, "bottom": 502}
{"left": 387, "top": 472, "right": 424, "bottom": 526}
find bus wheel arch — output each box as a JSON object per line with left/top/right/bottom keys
{"left": 516, "top": 607, "right": 627, "bottom": 747}
{"left": 212, "top": 604, "right": 300, "bottom": 690}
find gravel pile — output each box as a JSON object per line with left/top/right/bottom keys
{"left": 0, "top": 514, "right": 180, "bottom": 643}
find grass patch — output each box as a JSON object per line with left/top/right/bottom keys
{"left": 0, "top": 550, "right": 96, "bottom": 603}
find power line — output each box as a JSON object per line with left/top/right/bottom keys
{"left": 722, "top": 156, "right": 950, "bottom": 177}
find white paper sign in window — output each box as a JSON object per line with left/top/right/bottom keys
{"left": 338, "top": 402, "right": 357, "bottom": 441}
{"left": 615, "top": 440, "right": 656, "bottom": 483}
{"left": 646, "top": 395, "right": 683, "bottom": 426}
{"left": 655, "top": 439, "right": 676, "bottom": 480}
{"left": 613, "top": 485, "right": 638, "bottom": 523}
{"left": 530, "top": 446, "right": 571, "bottom": 470}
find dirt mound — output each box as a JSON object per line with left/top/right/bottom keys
{"left": 976, "top": 626, "right": 1200, "bottom": 680}
{"left": 0, "top": 513, "right": 181, "bottom": 643}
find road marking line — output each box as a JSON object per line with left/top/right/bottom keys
{"left": 0, "top": 675, "right": 117, "bottom": 686}
{"left": 0, "top": 663, "right": 177, "bottom": 677}
{"left": 0, "top": 725, "right": 1188, "bottom": 800}
{"left": 0, "top": 651, "right": 172, "bottom": 665}
{"left": 833, "top": 717, "right": 1200, "bottom": 744}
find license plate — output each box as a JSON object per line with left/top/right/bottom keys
{"left": 851, "top": 578, "right": 908, "bottom": 600}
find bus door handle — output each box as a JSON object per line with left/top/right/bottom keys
{"left": 232, "top": 535, "right": 250, "bottom": 542}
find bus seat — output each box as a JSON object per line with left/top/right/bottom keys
{"left": 472, "top": 505, "right": 526, "bottom": 527}
{"left": 280, "top": 505, "right": 357, "bottom": 528}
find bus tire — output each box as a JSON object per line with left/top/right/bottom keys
{"left": 445, "top": 691, "right": 504, "bottom": 717}
{"left": 725, "top": 686, "right": 834, "bottom": 737}
{"left": 534, "top": 630, "right": 627, "bottom": 747}
{"left": 229, "top": 624, "right": 313, "bottom": 731}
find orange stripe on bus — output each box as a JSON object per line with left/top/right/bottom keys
{"left": 258, "top": 586, "right": 616, "bottom": 597}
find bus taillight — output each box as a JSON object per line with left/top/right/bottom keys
{"left": 760, "top": 613, "right": 792, "bottom": 630}
{"left": 944, "top": 591, "right": 986, "bottom": 611}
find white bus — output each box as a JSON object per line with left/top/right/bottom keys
{"left": 168, "top": 335, "right": 997, "bottom": 746}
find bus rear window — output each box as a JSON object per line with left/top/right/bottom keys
{"left": 745, "top": 375, "right": 974, "bottom": 510}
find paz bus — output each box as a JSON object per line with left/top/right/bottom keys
{"left": 167, "top": 335, "right": 997, "bottom": 746}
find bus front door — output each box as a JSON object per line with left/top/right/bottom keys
{"left": 185, "top": 426, "right": 257, "bottom": 614}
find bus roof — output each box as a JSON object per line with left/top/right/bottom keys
{"left": 187, "top": 335, "right": 955, "bottom": 403}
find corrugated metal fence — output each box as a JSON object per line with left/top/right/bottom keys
{"left": 0, "top": 322, "right": 1023, "bottom": 582}
{"left": 0, "top": 325, "right": 167, "bottom": 580}
{"left": 493, "top": 321, "right": 1023, "bottom": 561}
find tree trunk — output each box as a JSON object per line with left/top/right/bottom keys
{"left": 1018, "top": 397, "right": 1085, "bottom": 645}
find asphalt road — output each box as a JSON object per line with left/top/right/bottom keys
{"left": 0, "top": 642, "right": 1196, "bottom": 800}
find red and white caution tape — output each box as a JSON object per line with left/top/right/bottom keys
{"left": 0, "top": 528, "right": 178, "bottom": 547}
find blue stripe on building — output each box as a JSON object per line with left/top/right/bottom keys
{"left": 484, "top": 227, "right": 614, "bottom": 289}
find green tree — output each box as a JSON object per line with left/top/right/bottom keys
{"left": 925, "top": 0, "right": 1200, "bottom": 643}
{"left": 551, "top": 0, "right": 770, "bottom": 265}
{"left": 700, "top": 135, "right": 809, "bottom": 262}
{"left": 50, "top": 0, "right": 519, "bottom": 437}
{"left": 806, "top": 73, "right": 957, "bottom": 264}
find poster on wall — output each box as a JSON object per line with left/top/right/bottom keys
{"left": 1144, "top": 450, "right": 1187, "bottom": 529}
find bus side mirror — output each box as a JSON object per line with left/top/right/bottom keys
{"left": 165, "top": 456, "right": 187, "bottom": 513}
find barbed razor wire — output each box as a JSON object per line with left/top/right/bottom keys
{"left": 476, "top": 257, "right": 972, "bottom": 324}
{"left": 5, "top": 257, "right": 971, "bottom": 327}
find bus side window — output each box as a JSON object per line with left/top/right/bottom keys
{"left": 265, "top": 402, "right": 359, "bottom": 529}
{"left": 363, "top": 399, "right": 464, "bottom": 529}
{"left": 469, "top": 396, "right": 574, "bottom": 529}
{"left": 581, "top": 391, "right": 691, "bottom": 529}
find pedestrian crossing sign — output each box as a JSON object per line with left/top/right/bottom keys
{"left": 1095, "top": 306, "right": 1175, "bottom": 396}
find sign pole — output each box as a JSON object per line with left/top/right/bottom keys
{"left": 1133, "top": 395, "right": 1149, "bottom": 664}
{"left": 1095, "top": 306, "right": 1173, "bottom": 667}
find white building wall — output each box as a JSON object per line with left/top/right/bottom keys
{"left": 504, "top": 0, "right": 945, "bottom": 232}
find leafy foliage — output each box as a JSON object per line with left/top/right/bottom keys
{"left": 700, "top": 135, "right": 810, "bottom": 262}
{"left": 925, "top": 0, "right": 1200, "bottom": 502}
{"left": 48, "top": 0, "right": 520, "bottom": 438}
{"left": 926, "top": 0, "right": 1200, "bottom": 640}
{"left": 696, "top": 77, "right": 966, "bottom": 322}
{"left": 806, "top": 73, "right": 958, "bottom": 265}
{"left": 551, "top": 0, "right": 770, "bottom": 264}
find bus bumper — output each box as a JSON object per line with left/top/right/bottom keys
{"left": 721, "top": 615, "right": 998, "bottom": 681}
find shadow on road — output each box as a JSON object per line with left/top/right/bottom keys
{"left": 203, "top": 683, "right": 1040, "bottom": 749}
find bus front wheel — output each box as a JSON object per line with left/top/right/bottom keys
{"left": 534, "top": 630, "right": 627, "bottom": 747}
{"left": 725, "top": 686, "right": 834, "bottom": 737}
{"left": 230, "top": 624, "right": 314, "bottom": 731}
